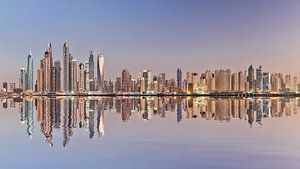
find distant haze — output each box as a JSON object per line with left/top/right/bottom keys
{"left": 1, "top": 0, "right": 300, "bottom": 83}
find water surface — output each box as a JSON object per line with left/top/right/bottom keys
{"left": 0, "top": 97, "right": 299, "bottom": 169}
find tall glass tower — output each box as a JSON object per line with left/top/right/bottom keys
{"left": 19, "top": 68, "right": 26, "bottom": 90}
{"left": 47, "top": 42, "right": 54, "bottom": 92}
{"left": 97, "top": 53, "right": 104, "bottom": 92}
{"left": 89, "top": 51, "right": 95, "bottom": 91}
{"left": 177, "top": 68, "right": 182, "bottom": 89}
{"left": 256, "top": 65, "right": 263, "bottom": 91}
{"left": 26, "top": 52, "right": 33, "bottom": 91}
{"left": 63, "top": 42, "right": 70, "bottom": 92}
{"left": 247, "top": 65, "right": 254, "bottom": 91}
{"left": 70, "top": 59, "right": 77, "bottom": 93}
{"left": 54, "top": 60, "right": 61, "bottom": 92}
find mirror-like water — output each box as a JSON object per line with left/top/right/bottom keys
{"left": 0, "top": 97, "right": 300, "bottom": 169}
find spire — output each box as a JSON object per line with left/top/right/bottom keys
{"left": 48, "top": 42, "right": 52, "bottom": 48}
{"left": 63, "top": 42, "right": 68, "bottom": 47}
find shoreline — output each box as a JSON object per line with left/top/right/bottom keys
{"left": 22, "top": 92, "right": 300, "bottom": 98}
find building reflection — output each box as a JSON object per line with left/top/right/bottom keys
{"left": 6, "top": 97, "right": 300, "bottom": 147}
{"left": 97, "top": 99, "right": 104, "bottom": 138}
{"left": 22, "top": 99, "right": 34, "bottom": 140}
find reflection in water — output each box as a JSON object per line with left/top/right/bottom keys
{"left": 8, "top": 97, "right": 300, "bottom": 146}
{"left": 89, "top": 100, "right": 95, "bottom": 139}
{"left": 97, "top": 100, "right": 104, "bottom": 138}
{"left": 24, "top": 100, "right": 34, "bottom": 140}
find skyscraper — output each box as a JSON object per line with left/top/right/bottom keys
{"left": 191, "top": 72, "right": 200, "bottom": 93}
{"left": 247, "top": 65, "right": 255, "bottom": 92}
{"left": 19, "top": 68, "right": 26, "bottom": 91}
{"left": 271, "top": 73, "right": 283, "bottom": 92}
{"left": 292, "top": 76, "right": 298, "bottom": 92}
{"left": 186, "top": 72, "right": 194, "bottom": 93}
{"left": 63, "top": 42, "right": 70, "bottom": 92}
{"left": 153, "top": 76, "right": 158, "bottom": 93}
{"left": 139, "top": 77, "right": 145, "bottom": 93}
{"left": 256, "top": 65, "right": 263, "bottom": 91}
{"left": 177, "top": 68, "right": 182, "bottom": 89}
{"left": 89, "top": 51, "right": 95, "bottom": 91}
{"left": 51, "top": 67, "right": 56, "bottom": 93}
{"left": 142, "top": 70, "right": 152, "bottom": 93}
{"left": 215, "top": 69, "right": 231, "bottom": 92}
{"left": 157, "top": 73, "right": 166, "bottom": 93}
{"left": 284, "top": 74, "right": 292, "bottom": 92}
{"left": 97, "top": 53, "right": 104, "bottom": 92}
{"left": 107, "top": 79, "right": 114, "bottom": 93}
{"left": 44, "top": 50, "right": 52, "bottom": 92}
{"left": 35, "top": 43, "right": 56, "bottom": 94}
{"left": 84, "top": 62, "right": 90, "bottom": 92}
{"left": 204, "top": 70, "right": 215, "bottom": 92}
{"left": 48, "top": 42, "right": 53, "bottom": 68}
{"left": 54, "top": 60, "right": 61, "bottom": 92}
{"left": 262, "top": 72, "right": 270, "bottom": 92}
{"left": 122, "top": 69, "right": 131, "bottom": 92}
{"left": 78, "top": 63, "right": 85, "bottom": 93}
{"left": 47, "top": 42, "right": 54, "bottom": 92}
{"left": 231, "top": 73, "right": 239, "bottom": 91}
{"left": 70, "top": 59, "right": 77, "bottom": 93}
{"left": 115, "top": 77, "right": 122, "bottom": 93}
{"left": 26, "top": 51, "right": 33, "bottom": 91}
{"left": 36, "top": 68, "right": 44, "bottom": 93}
{"left": 238, "top": 71, "right": 245, "bottom": 92}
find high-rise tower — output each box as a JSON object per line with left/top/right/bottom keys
{"left": 256, "top": 65, "right": 263, "bottom": 91}
{"left": 122, "top": 69, "right": 131, "bottom": 92}
{"left": 78, "top": 63, "right": 85, "bottom": 93}
{"left": 63, "top": 42, "right": 70, "bottom": 92}
{"left": 54, "top": 60, "right": 61, "bottom": 92}
{"left": 26, "top": 51, "right": 33, "bottom": 91}
{"left": 247, "top": 65, "right": 255, "bottom": 92}
{"left": 47, "top": 42, "right": 54, "bottom": 92}
{"left": 48, "top": 42, "right": 53, "bottom": 67}
{"left": 44, "top": 50, "right": 52, "bottom": 92}
{"left": 177, "top": 68, "right": 182, "bottom": 89}
{"left": 142, "top": 70, "right": 152, "bottom": 93}
{"left": 97, "top": 53, "right": 104, "bottom": 92}
{"left": 89, "top": 51, "right": 95, "bottom": 91}
{"left": 19, "top": 68, "right": 26, "bottom": 91}
{"left": 84, "top": 62, "right": 90, "bottom": 92}
{"left": 70, "top": 59, "right": 77, "bottom": 93}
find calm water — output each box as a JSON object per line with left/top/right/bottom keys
{"left": 0, "top": 97, "right": 300, "bottom": 169}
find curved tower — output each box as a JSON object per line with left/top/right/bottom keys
{"left": 97, "top": 53, "right": 104, "bottom": 92}
{"left": 89, "top": 51, "right": 95, "bottom": 91}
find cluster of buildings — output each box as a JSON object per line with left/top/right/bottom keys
{"left": 185, "top": 65, "right": 299, "bottom": 94}
{"left": 1, "top": 42, "right": 298, "bottom": 95}
{"left": 35, "top": 42, "right": 104, "bottom": 94}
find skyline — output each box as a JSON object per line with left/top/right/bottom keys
{"left": 6, "top": 41, "right": 299, "bottom": 96}
{"left": 2, "top": 1, "right": 300, "bottom": 169}
{"left": 1, "top": 0, "right": 300, "bottom": 82}
{"left": 0, "top": 40, "right": 298, "bottom": 95}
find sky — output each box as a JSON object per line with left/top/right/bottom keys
{"left": 1, "top": 0, "right": 300, "bottom": 83}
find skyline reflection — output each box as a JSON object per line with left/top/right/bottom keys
{"left": 2, "top": 97, "right": 299, "bottom": 147}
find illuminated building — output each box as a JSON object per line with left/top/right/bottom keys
{"left": 97, "top": 53, "right": 104, "bottom": 92}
